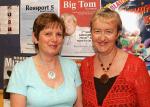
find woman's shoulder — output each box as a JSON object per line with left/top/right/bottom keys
{"left": 81, "top": 55, "right": 95, "bottom": 64}
{"left": 117, "top": 49, "right": 144, "bottom": 64}
{"left": 59, "top": 56, "right": 77, "bottom": 65}
{"left": 11, "top": 57, "right": 33, "bottom": 76}
{"left": 127, "top": 53, "right": 144, "bottom": 64}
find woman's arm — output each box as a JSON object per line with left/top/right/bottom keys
{"left": 74, "top": 86, "right": 83, "bottom": 107}
{"left": 134, "top": 59, "right": 150, "bottom": 106}
{"left": 10, "top": 93, "right": 26, "bottom": 107}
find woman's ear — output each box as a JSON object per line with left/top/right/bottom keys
{"left": 32, "top": 32, "right": 38, "bottom": 44}
{"left": 116, "top": 31, "right": 121, "bottom": 39}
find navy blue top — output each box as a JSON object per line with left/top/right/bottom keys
{"left": 94, "top": 76, "right": 117, "bottom": 105}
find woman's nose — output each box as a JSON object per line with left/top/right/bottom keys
{"left": 51, "top": 34, "right": 57, "bottom": 42}
{"left": 98, "top": 33, "right": 106, "bottom": 41}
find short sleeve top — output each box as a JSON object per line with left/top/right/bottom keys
{"left": 7, "top": 56, "right": 81, "bottom": 107}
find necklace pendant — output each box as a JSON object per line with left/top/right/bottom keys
{"left": 100, "top": 74, "right": 109, "bottom": 84}
{"left": 48, "top": 71, "right": 56, "bottom": 80}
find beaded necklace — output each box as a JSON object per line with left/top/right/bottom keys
{"left": 98, "top": 50, "right": 118, "bottom": 84}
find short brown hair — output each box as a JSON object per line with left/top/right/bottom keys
{"left": 33, "top": 13, "right": 65, "bottom": 50}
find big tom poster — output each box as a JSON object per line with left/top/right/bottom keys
{"left": 60, "top": 0, "right": 100, "bottom": 57}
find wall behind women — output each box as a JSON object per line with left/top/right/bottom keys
{"left": 0, "top": 0, "right": 20, "bottom": 89}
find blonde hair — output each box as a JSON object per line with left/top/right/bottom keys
{"left": 90, "top": 8, "right": 122, "bottom": 32}
{"left": 61, "top": 13, "right": 77, "bottom": 24}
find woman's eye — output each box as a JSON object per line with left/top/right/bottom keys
{"left": 94, "top": 30, "right": 101, "bottom": 34}
{"left": 57, "top": 33, "right": 63, "bottom": 37}
{"left": 105, "top": 30, "right": 113, "bottom": 34}
{"left": 106, "top": 30, "right": 112, "bottom": 33}
{"left": 95, "top": 30, "right": 100, "bottom": 32}
{"left": 45, "top": 33, "right": 51, "bottom": 36}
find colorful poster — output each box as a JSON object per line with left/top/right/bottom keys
{"left": 60, "top": 0, "right": 100, "bottom": 57}
{"left": 20, "top": 0, "right": 59, "bottom": 53}
{"left": 101, "top": 0, "right": 150, "bottom": 71}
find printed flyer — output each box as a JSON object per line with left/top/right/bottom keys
{"left": 0, "top": 6, "right": 19, "bottom": 34}
{"left": 20, "top": 0, "right": 59, "bottom": 53}
{"left": 60, "top": 0, "right": 100, "bottom": 57}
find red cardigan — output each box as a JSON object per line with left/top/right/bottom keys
{"left": 80, "top": 54, "right": 150, "bottom": 107}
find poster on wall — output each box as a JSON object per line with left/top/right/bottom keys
{"left": 60, "top": 0, "right": 100, "bottom": 57}
{"left": 0, "top": 6, "right": 19, "bottom": 34}
{"left": 101, "top": 0, "right": 150, "bottom": 71}
{"left": 20, "top": 0, "right": 59, "bottom": 53}
{"left": 3, "top": 54, "right": 32, "bottom": 107}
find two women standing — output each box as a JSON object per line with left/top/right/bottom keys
{"left": 7, "top": 8, "right": 150, "bottom": 107}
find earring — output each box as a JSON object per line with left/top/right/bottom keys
{"left": 34, "top": 42, "right": 38, "bottom": 44}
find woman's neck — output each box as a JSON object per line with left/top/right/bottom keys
{"left": 37, "top": 52, "right": 58, "bottom": 65}
{"left": 97, "top": 47, "right": 118, "bottom": 64}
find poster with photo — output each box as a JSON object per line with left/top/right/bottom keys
{"left": 20, "top": 0, "right": 59, "bottom": 53}
{"left": 60, "top": 0, "right": 100, "bottom": 57}
{"left": 101, "top": 0, "right": 150, "bottom": 71}
{"left": 3, "top": 54, "right": 32, "bottom": 107}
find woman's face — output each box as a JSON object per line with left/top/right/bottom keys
{"left": 91, "top": 18, "right": 120, "bottom": 55}
{"left": 35, "top": 26, "right": 64, "bottom": 56}
{"left": 64, "top": 16, "right": 77, "bottom": 36}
